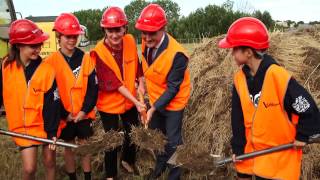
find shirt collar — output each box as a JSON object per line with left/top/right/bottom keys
{"left": 155, "top": 32, "right": 165, "bottom": 49}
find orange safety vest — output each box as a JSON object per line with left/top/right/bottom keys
{"left": 91, "top": 34, "right": 138, "bottom": 114}
{"left": 234, "top": 64, "right": 302, "bottom": 180}
{"left": 2, "top": 60, "right": 55, "bottom": 147}
{"left": 44, "top": 51, "right": 96, "bottom": 120}
{"left": 141, "top": 34, "right": 191, "bottom": 111}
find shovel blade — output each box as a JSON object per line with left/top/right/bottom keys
{"left": 167, "top": 151, "right": 181, "bottom": 166}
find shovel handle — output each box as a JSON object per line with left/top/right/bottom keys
{"left": 216, "top": 143, "right": 294, "bottom": 167}
{"left": 0, "top": 129, "right": 78, "bottom": 148}
{"left": 216, "top": 134, "right": 320, "bottom": 167}
{"left": 138, "top": 90, "right": 144, "bottom": 103}
{"left": 138, "top": 91, "right": 148, "bottom": 129}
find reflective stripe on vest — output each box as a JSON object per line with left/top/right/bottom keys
{"left": 45, "top": 51, "right": 96, "bottom": 120}
{"left": 92, "top": 34, "right": 138, "bottom": 114}
{"left": 2, "top": 60, "right": 55, "bottom": 146}
{"left": 141, "top": 34, "right": 191, "bottom": 111}
{"left": 234, "top": 64, "right": 301, "bottom": 180}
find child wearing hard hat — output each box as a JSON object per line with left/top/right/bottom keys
{"left": 90, "top": 7, "right": 145, "bottom": 180}
{"left": 45, "top": 13, "right": 98, "bottom": 180}
{"left": 218, "top": 17, "right": 320, "bottom": 180}
{"left": 1, "top": 19, "right": 60, "bottom": 180}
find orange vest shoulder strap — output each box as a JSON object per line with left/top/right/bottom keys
{"left": 32, "top": 62, "right": 55, "bottom": 92}
{"left": 81, "top": 53, "right": 95, "bottom": 76}
{"left": 234, "top": 67, "right": 245, "bottom": 89}
{"left": 141, "top": 34, "right": 188, "bottom": 59}
{"left": 141, "top": 39, "right": 146, "bottom": 54}
{"left": 267, "top": 64, "right": 291, "bottom": 99}
{"left": 122, "top": 34, "right": 137, "bottom": 63}
{"left": 44, "top": 51, "right": 59, "bottom": 64}
{"left": 123, "top": 34, "right": 135, "bottom": 44}
{"left": 167, "top": 34, "right": 189, "bottom": 59}
{"left": 93, "top": 40, "right": 123, "bottom": 82}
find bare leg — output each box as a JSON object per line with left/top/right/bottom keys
{"left": 42, "top": 145, "right": 56, "bottom": 180}
{"left": 79, "top": 139, "right": 91, "bottom": 173}
{"left": 64, "top": 140, "right": 76, "bottom": 174}
{"left": 21, "top": 146, "right": 38, "bottom": 180}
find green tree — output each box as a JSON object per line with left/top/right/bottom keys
{"left": 74, "top": 8, "right": 107, "bottom": 41}
{"left": 153, "top": 0, "right": 180, "bottom": 21}
{"left": 153, "top": 0, "right": 181, "bottom": 38}
{"left": 285, "top": 20, "right": 296, "bottom": 28}
{"left": 295, "top": 21, "right": 305, "bottom": 28}
{"left": 310, "top": 21, "right": 320, "bottom": 25}
{"left": 124, "top": 0, "right": 148, "bottom": 41}
{"left": 73, "top": 0, "right": 276, "bottom": 43}
{"left": 176, "top": 4, "right": 247, "bottom": 39}
{"left": 125, "top": 0, "right": 181, "bottom": 41}
{"left": 253, "top": 10, "right": 274, "bottom": 29}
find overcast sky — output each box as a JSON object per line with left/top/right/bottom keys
{"left": 12, "top": 0, "right": 319, "bottom": 22}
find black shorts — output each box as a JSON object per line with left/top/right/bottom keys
{"left": 237, "top": 172, "right": 272, "bottom": 180}
{"left": 18, "top": 144, "right": 42, "bottom": 151}
{"left": 59, "top": 119, "right": 93, "bottom": 141}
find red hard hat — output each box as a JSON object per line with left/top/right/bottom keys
{"left": 218, "top": 17, "right": 269, "bottom": 49}
{"left": 135, "top": 4, "right": 167, "bottom": 32}
{"left": 101, "top": 7, "right": 128, "bottom": 28}
{"left": 9, "top": 19, "right": 49, "bottom": 45}
{"left": 53, "top": 13, "right": 84, "bottom": 35}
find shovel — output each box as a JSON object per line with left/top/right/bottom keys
{"left": 215, "top": 134, "right": 320, "bottom": 167}
{"left": 168, "top": 134, "right": 320, "bottom": 168}
{"left": 0, "top": 129, "right": 78, "bottom": 148}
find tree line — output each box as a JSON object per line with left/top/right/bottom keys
{"left": 73, "top": 0, "right": 275, "bottom": 42}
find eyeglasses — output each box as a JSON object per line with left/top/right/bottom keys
{"left": 28, "top": 43, "right": 43, "bottom": 49}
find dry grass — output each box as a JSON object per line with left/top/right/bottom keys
{"left": 130, "top": 126, "right": 167, "bottom": 153}
{"left": 75, "top": 120, "right": 124, "bottom": 156}
{"left": 135, "top": 149, "right": 156, "bottom": 176}
{"left": 0, "top": 118, "right": 68, "bottom": 179}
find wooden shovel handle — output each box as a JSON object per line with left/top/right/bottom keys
{"left": 138, "top": 91, "right": 148, "bottom": 129}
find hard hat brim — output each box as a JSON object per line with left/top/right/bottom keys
{"left": 10, "top": 32, "right": 49, "bottom": 45}
{"left": 135, "top": 22, "right": 162, "bottom": 32}
{"left": 218, "top": 37, "right": 233, "bottom": 49}
{"left": 53, "top": 28, "right": 84, "bottom": 35}
{"left": 101, "top": 22, "right": 128, "bottom": 28}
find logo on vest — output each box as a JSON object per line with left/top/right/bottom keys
{"left": 292, "top": 96, "right": 310, "bottom": 113}
{"left": 73, "top": 66, "right": 81, "bottom": 79}
{"left": 33, "top": 88, "right": 42, "bottom": 93}
{"left": 250, "top": 91, "right": 261, "bottom": 107}
{"left": 263, "top": 102, "right": 280, "bottom": 108}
